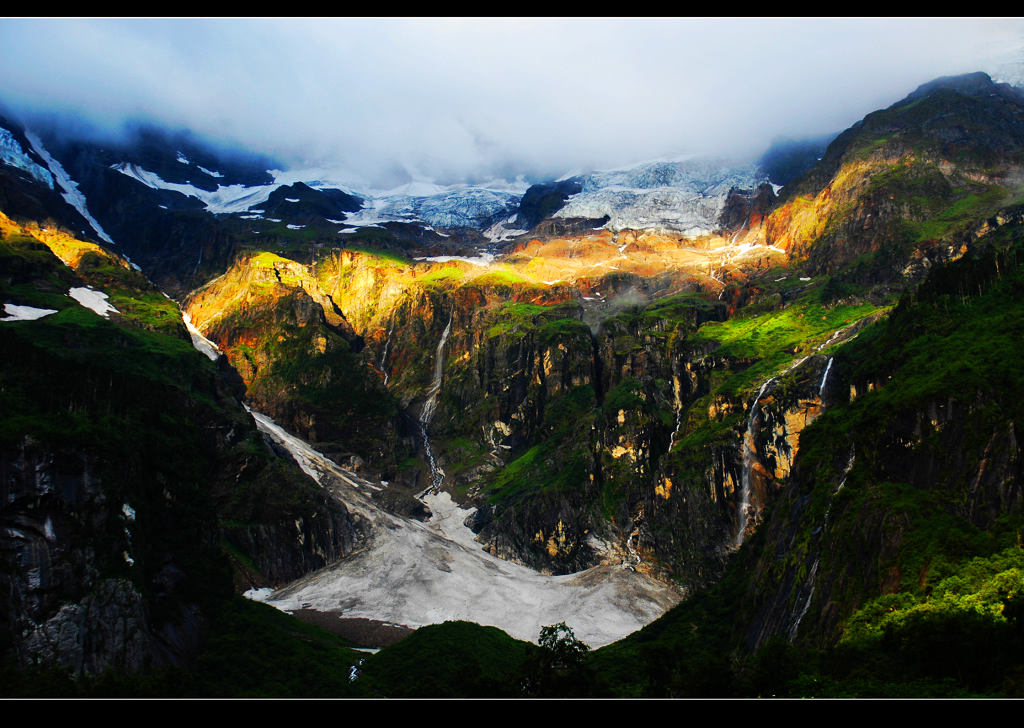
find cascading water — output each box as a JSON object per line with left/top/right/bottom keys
{"left": 818, "top": 357, "right": 833, "bottom": 396}
{"left": 735, "top": 378, "right": 774, "bottom": 548}
{"left": 667, "top": 372, "right": 683, "bottom": 453}
{"left": 380, "top": 315, "right": 396, "bottom": 386}
{"left": 789, "top": 446, "right": 854, "bottom": 639}
{"left": 788, "top": 557, "right": 819, "bottom": 641}
{"left": 419, "top": 311, "right": 453, "bottom": 494}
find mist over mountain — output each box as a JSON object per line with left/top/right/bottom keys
{"left": 4, "top": 18, "right": 1024, "bottom": 186}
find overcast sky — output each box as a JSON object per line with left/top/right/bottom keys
{"left": 2, "top": 17, "right": 1023, "bottom": 185}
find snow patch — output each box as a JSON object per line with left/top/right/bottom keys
{"left": 176, "top": 151, "right": 190, "bottom": 164}
{"left": 1, "top": 303, "right": 58, "bottom": 321}
{"left": 68, "top": 287, "right": 118, "bottom": 318}
{"left": 26, "top": 131, "right": 114, "bottom": 244}
{"left": 112, "top": 162, "right": 280, "bottom": 215}
{"left": 0, "top": 127, "right": 54, "bottom": 188}
{"left": 197, "top": 164, "right": 223, "bottom": 178}
{"left": 243, "top": 587, "right": 276, "bottom": 602}
{"left": 286, "top": 224, "right": 305, "bottom": 230}
{"left": 415, "top": 253, "right": 495, "bottom": 266}
{"left": 285, "top": 197, "right": 300, "bottom": 202}
{"left": 121, "top": 503, "right": 136, "bottom": 521}
{"left": 183, "top": 313, "right": 221, "bottom": 361}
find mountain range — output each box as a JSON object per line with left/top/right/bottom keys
{"left": 1, "top": 71, "right": 1022, "bottom": 698}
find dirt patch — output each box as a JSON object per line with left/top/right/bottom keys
{"left": 289, "top": 609, "right": 415, "bottom": 648}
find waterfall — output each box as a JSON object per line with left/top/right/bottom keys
{"left": 380, "top": 315, "right": 396, "bottom": 386}
{"left": 790, "top": 446, "right": 854, "bottom": 640}
{"left": 623, "top": 507, "right": 645, "bottom": 568}
{"left": 625, "top": 528, "right": 641, "bottom": 567}
{"left": 419, "top": 311, "right": 453, "bottom": 493}
{"left": 818, "top": 357, "right": 833, "bottom": 396}
{"left": 836, "top": 447, "right": 855, "bottom": 493}
{"left": 667, "top": 373, "right": 683, "bottom": 453}
{"left": 191, "top": 243, "right": 203, "bottom": 278}
{"left": 788, "top": 557, "right": 819, "bottom": 641}
{"left": 735, "top": 378, "right": 774, "bottom": 548}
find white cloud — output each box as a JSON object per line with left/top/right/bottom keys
{"left": 2, "top": 18, "right": 1023, "bottom": 184}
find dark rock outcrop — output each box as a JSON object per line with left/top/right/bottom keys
{"left": 514, "top": 180, "right": 583, "bottom": 230}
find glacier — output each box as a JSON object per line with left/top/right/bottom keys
{"left": 110, "top": 151, "right": 768, "bottom": 240}
{"left": 554, "top": 157, "right": 769, "bottom": 234}
{"left": 248, "top": 410, "right": 683, "bottom": 649}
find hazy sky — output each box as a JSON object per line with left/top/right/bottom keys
{"left": 3, "top": 17, "right": 1023, "bottom": 185}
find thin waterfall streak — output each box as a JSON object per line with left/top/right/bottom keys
{"left": 420, "top": 310, "right": 454, "bottom": 493}
{"left": 818, "top": 357, "right": 833, "bottom": 396}
{"left": 380, "top": 315, "right": 395, "bottom": 386}
{"left": 668, "top": 373, "right": 683, "bottom": 453}
{"left": 736, "top": 378, "right": 773, "bottom": 548}
{"left": 789, "top": 558, "right": 819, "bottom": 641}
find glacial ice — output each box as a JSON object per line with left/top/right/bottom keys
{"left": 554, "top": 157, "right": 768, "bottom": 234}
{"left": 250, "top": 411, "right": 683, "bottom": 648}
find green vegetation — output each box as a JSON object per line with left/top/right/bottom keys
{"left": 418, "top": 264, "right": 465, "bottom": 287}
{"left": 905, "top": 185, "right": 1008, "bottom": 243}
{"left": 519, "top": 622, "right": 594, "bottom": 697}
{"left": 483, "top": 386, "right": 596, "bottom": 505}
{"left": 484, "top": 300, "right": 583, "bottom": 340}
{"left": 355, "top": 621, "right": 535, "bottom": 698}
{"left": 468, "top": 266, "right": 536, "bottom": 288}
{"left": 694, "top": 290, "right": 883, "bottom": 399}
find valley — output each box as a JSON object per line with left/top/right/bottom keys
{"left": 1, "top": 70, "right": 1023, "bottom": 697}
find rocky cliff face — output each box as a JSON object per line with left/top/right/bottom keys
{"left": 174, "top": 227, "right": 889, "bottom": 589}
{"left": 736, "top": 235, "right": 1024, "bottom": 651}
{"left": 0, "top": 215, "right": 361, "bottom": 675}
